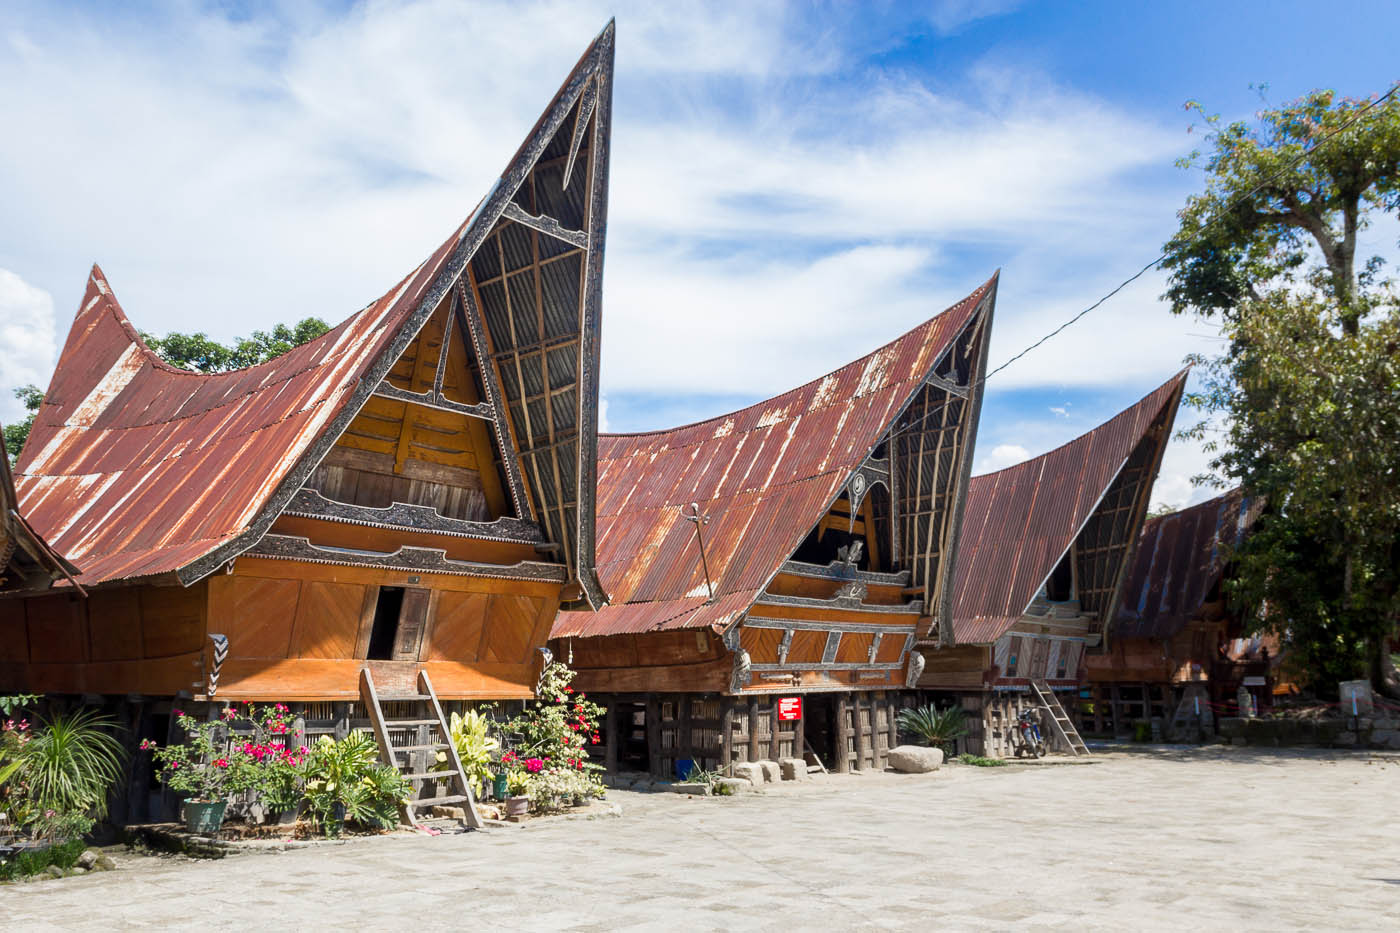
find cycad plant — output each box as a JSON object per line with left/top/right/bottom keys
{"left": 301, "top": 733, "right": 409, "bottom": 836}
{"left": 20, "top": 709, "right": 126, "bottom": 821}
{"left": 897, "top": 704, "right": 969, "bottom": 750}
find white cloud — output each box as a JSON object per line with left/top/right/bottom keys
{"left": 0, "top": 268, "right": 57, "bottom": 424}
{"left": 926, "top": 0, "right": 1023, "bottom": 34}
{"left": 1049, "top": 404, "right": 1069, "bottom": 417}
{"left": 0, "top": 1, "right": 1201, "bottom": 439}
{"left": 597, "top": 396, "right": 611, "bottom": 434}
{"left": 976, "top": 443, "right": 1030, "bottom": 473}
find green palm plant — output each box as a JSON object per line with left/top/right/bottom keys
{"left": 301, "top": 733, "right": 409, "bottom": 835}
{"left": 20, "top": 709, "right": 126, "bottom": 820}
{"left": 897, "top": 704, "right": 969, "bottom": 748}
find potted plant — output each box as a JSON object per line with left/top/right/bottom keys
{"left": 146, "top": 711, "right": 259, "bottom": 834}
{"left": 504, "top": 768, "right": 530, "bottom": 818}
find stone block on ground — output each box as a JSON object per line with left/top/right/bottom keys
{"left": 667, "top": 782, "right": 711, "bottom": 796}
{"left": 757, "top": 760, "right": 781, "bottom": 783}
{"left": 887, "top": 745, "right": 944, "bottom": 773}
{"left": 731, "top": 762, "right": 762, "bottom": 785}
{"left": 77, "top": 848, "right": 99, "bottom": 869}
{"left": 716, "top": 778, "right": 753, "bottom": 795}
{"left": 779, "top": 758, "right": 808, "bottom": 781}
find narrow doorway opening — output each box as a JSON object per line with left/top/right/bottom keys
{"left": 366, "top": 587, "right": 405, "bottom": 660}
{"left": 617, "top": 701, "right": 649, "bottom": 772}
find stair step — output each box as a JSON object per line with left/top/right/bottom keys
{"left": 380, "top": 694, "right": 433, "bottom": 702}
{"left": 385, "top": 719, "right": 442, "bottom": 727}
{"left": 408, "top": 794, "right": 469, "bottom": 809}
{"left": 401, "top": 770, "right": 456, "bottom": 782}
{"left": 393, "top": 743, "right": 450, "bottom": 753}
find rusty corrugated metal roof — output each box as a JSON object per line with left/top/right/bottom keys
{"left": 552, "top": 275, "right": 997, "bottom": 639}
{"left": 2, "top": 426, "right": 81, "bottom": 592}
{"left": 13, "top": 26, "right": 615, "bottom": 589}
{"left": 950, "top": 370, "right": 1188, "bottom": 645}
{"left": 1113, "top": 488, "right": 1263, "bottom": 641}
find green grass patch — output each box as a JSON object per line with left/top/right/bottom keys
{"left": 956, "top": 753, "right": 1008, "bottom": 768}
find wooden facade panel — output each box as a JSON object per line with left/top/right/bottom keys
{"left": 0, "top": 598, "right": 30, "bottom": 662}
{"left": 567, "top": 656, "right": 733, "bottom": 695}
{"left": 836, "top": 631, "right": 874, "bottom": 663}
{"left": 88, "top": 587, "right": 142, "bottom": 661}
{"left": 764, "top": 572, "right": 908, "bottom": 607}
{"left": 209, "top": 576, "right": 298, "bottom": 660}
{"left": 424, "top": 591, "right": 490, "bottom": 662}
{"left": 205, "top": 657, "right": 539, "bottom": 701}
{"left": 738, "top": 625, "right": 783, "bottom": 664}
{"left": 0, "top": 653, "right": 201, "bottom": 697}
{"left": 784, "top": 630, "right": 826, "bottom": 664}
{"left": 875, "top": 633, "right": 906, "bottom": 664}
{"left": 25, "top": 593, "right": 86, "bottom": 664}
{"left": 290, "top": 581, "right": 366, "bottom": 659}
{"left": 141, "top": 583, "right": 208, "bottom": 659}
{"left": 480, "top": 594, "right": 542, "bottom": 664}
{"left": 229, "top": 557, "right": 561, "bottom": 599}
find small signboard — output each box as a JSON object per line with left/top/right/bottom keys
{"left": 1241, "top": 676, "right": 1266, "bottom": 687}
{"left": 777, "top": 697, "right": 802, "bottom": 721}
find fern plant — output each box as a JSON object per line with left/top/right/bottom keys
{"left": 896, "top": 704, "right": 969, "bottom": 748}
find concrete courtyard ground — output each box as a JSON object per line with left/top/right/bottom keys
{"left": 4, "top": 745, "right": 1398, "bottom": 931}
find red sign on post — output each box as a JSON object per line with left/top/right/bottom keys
{"left": 777, "top": 697, "right": 802, "bottom": 721}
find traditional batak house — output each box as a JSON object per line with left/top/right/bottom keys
{"left": 1084, "top": 488, "right": 1266, "bottom": 737}
{"left": 550, "top": 276, "right": 998, "bottom": 777}
{"left": 915, "top": 371, "right": 1188, "bottom": 757}
{"left": 1, "top": 434, "right": 81, "bottom": 596}
{"left": 0, "top": 25, "right": 616, "bottom": 825}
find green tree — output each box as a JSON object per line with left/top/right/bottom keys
{"left": 142, "top": 317, "right": 330, "bottom": 373}
{"left": 3, "top": 385, "right": 44, "bottom": 460}
{"left": 1164, "top": 88, "right": 1400, "bottom": 698}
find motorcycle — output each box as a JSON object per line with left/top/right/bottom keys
{"left": 1014, "top": 707, "right": 1048, "bottom": 758}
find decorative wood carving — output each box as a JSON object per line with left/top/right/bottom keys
{"left": 244, "top": 534, "right": 566, "bottom": 583}
{"left": 283, "top": 488, "right": 544, "bottom": 543}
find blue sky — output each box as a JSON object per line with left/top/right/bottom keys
{"left": 2, "top": 1, "right": 1397, "bottom": 508}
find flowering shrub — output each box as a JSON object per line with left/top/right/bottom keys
{"left": 146, "top": 703, "right": 305, "bottom": 805}
{"left": 504, "top": 661, "right": 606, "bottom": 809}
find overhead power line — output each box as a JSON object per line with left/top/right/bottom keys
{"left": 975, "top": 82, "right": 1400, "bottom": 387}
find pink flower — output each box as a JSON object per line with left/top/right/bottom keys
{"left": 524, "top": 757, "right": 544, "bottom": 774}
{"left": 213, "top": 758, "right": 230, "bottom": 768}
{"left": 173, "top": 709, "right": 183, "bottom": 716}
{"left": 139, "top": 738, "right": 157, "bottom": 751}
{"left": 221, "top": 707, "right": 237, "bottom": 721}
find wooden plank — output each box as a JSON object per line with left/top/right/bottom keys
{"left": 747, "top": 697, "right": 759, "bottom": 763}
{"left": 646, "top": 695, "right": 662, "bottom": 777}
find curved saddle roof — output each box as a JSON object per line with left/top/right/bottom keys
{"left": 553, "top": 274, "right": 997, "bottom": 639}
{"left": 15, "top": 24, "right": 616, "bottom": 592}
{"left": 951, "top": 369, "right": 1188, "bottom": 645}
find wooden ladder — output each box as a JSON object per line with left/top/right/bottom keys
{"left": 360, "top": 667, "right": 483, "bottom": 831}
{"left": 803, "top": 741, "right": 828, "bottom": 775}
{"left": 1030, "top": 680, "right": 1091, "bottom": 756}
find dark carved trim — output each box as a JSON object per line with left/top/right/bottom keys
{"left": 501, "top": 201, "right": 589, "bottom": 249}
{"left": 777, "top": 559, "right": 910, "bottom": 587}
{"left": 752, "top": 591, "right": 923, "bottom": 615}
{"left": 244, "top": 534, "right": 566, "bottom": 583}
{"left": 936, "top": 285, "right": 997, "bottom": 645}
{"left": 456, "top": 283, "right": 533, "bottom": 521}
{"left": 371, "top": 382, "right": 494, "bottom": 421}
{"left": 924, "top": 371, "right": 969, "bottom": 399}
{"left": 744, "top": 615, "right": 917, "bottom": 636}
{"left": 282, "top": 489, "right": 545, "bottom": 543}
{"left": 572, "top": 26, "right": 613, "bottom": 611}
{"left": 178, "top": 25, "right": 614, "bottom": 587}
{"left": 751, "top": 661, "right": 905, "bottom": 673}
